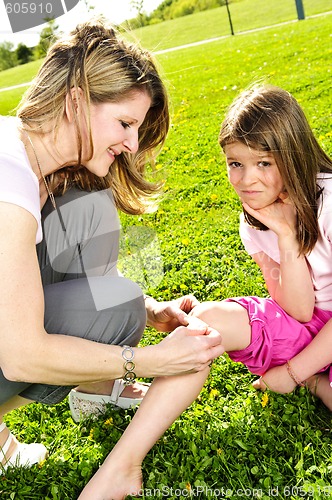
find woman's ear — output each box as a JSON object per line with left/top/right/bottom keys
{"left": 65, "top": 87, "right": 85, "bottom": 123}
{"left": 279, "top": 190, "right": 290, "bottom": 202}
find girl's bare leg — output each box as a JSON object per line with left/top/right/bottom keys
{"left": 78, "top": 301, "right": 251, "bottom": 500}
{"left": 78, "top": 303, "right": 251, "bottom": 499}
{"left": 78, "top": 369, "right": 210, "bottom": 500}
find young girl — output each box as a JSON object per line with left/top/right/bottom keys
{"left": 78, "top": 84, "right": 332, "bottom": 499}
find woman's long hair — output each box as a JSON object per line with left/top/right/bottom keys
{"left": 17, "top": 18, "right": 170, "bottom": 214}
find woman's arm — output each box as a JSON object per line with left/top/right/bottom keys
{"left": 0, "top": 203, "right": 224, "bottom": 385}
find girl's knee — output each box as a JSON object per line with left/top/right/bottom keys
{"left": 190, "top": 301, "right": 219, "bottom": 324}
{"left": 190, "top": 300, "right": 251, "bottom": 351}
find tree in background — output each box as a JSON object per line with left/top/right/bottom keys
{"left": 130, "top": 0, "right": 145, "bottom": 24}
{"left": 151, "top": 0, "right": 226, "bottom": 21}
{"left": 0, "top": 41, "right": 17, "bottom": 71}
{"left": 124, "top": 0, "right": 227, "bottom": 27}
{"left": 16, "top": 43, "right": 33, "bottom": 65}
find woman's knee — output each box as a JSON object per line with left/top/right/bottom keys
{"left": 91, "top": 276, "right": 147, "bottom": 346}
{"left": 44, "top": 276, "right": 146, "bottom": 347}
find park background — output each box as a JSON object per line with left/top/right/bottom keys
{"left": 0, "top": 0, "right": 332, "bottom": 498}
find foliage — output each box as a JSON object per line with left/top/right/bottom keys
{"left": 122, "top": 0, "right": 226, "bottom": 29}
{"left": 130, "top": 0, "right": 145, "bottom": 18}
{"left": 0, "top": 42, "right": 17, "bottom": 71}
{"left": 149, "top": 0, "right": 226, "bottom": 22}
{"left": 1, "top": 9, "right": 332, "bottom": 500}
{"left": 0, "top": 19, "right": 59, "bottom": 74}
{"left": 82, "top": 0, "right": 95, "bottom": 12}
{"left": 16, "top": 43, "right": 34, "bottom": 65}
{"left": 121, "top": 0, "right": 329, "bottom": 30}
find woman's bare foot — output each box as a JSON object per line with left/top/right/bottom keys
{"left": 78, "top": 456, "right": 143, "bottom": 500}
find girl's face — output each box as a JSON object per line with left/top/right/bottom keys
{"left": 224, "top": 141, "right": 284, "bottom": 210}
{"left": 83, "top": 90, "right": 151, "bottom": 177}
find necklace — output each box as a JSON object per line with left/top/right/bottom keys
{"left": 24, "top": 130, "right": 56, "bottom": 210}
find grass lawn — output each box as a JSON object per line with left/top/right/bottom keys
{"left": 126, "top": 0, "right": 331, "bottom": 51}
{"left": 1, "top": 5, "right": 332, "bottom": 500}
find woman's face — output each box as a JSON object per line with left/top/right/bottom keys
{"left": 225, "top": 141, "right": 284, "bottom": 210}
{"left": 83, "top": 90, "right": 151, "bottom": 177}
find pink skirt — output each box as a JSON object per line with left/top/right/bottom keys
{"left": 226, "top": 296, "right": 332, "bottom": 381}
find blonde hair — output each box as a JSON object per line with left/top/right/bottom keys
{"left": 219, "top": 84, "right": 332, "bottom": 255}
{"left": 17, "top": 18, "right": 170, "bottom": 214}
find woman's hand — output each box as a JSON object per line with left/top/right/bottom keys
{"left": 252, "top": 364, "right": 297, "bottom": 394}
{"left": 136, "top": 317, "right": 225, "bottom": 377}
{"left": 145, "top": 294, "right": 200, "bottom": 332}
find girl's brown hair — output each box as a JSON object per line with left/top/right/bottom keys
{"left": 219, "top": 84, "right": 332, "bottom": 254}
{"left": 17, "top": 18, "right": 169, "bottom": 214}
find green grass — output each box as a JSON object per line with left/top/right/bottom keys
{"left": 0, "top": 59, "right": 42, "bottom": 115}
{"left": 127, "top": 0, "right": 331, "bottom": 52}
{"left": 0, "top": 59, "right": 42, "bottom": 88}
{"left": 2, "top": 8, "right": 332, "bottom": 500}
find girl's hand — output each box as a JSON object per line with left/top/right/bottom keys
{"left": 252, "top": 364, "right": 297, "bottom": 394}
{"left": 243, "top": 193, "right": 297, "bottom": 238}
{"left": 146, "top": 294, "right": 200, "bottom": 332}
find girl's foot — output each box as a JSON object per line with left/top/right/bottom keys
{"left": 78, "top": 458, "right": 143, "bottom": 500}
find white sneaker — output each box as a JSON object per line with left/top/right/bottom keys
{"left": 0, "top": 422, "right": 48, "bottom": 473}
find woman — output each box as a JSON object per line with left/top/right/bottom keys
{"left": 0, "top": 17, "right": 223, "bottom": 481}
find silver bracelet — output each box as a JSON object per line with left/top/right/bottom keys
{"left": 122, "top": 345, "right": 136, "bottom": 386}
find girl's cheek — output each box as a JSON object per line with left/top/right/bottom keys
{"left": 228, "top": 171, "right": 238, "bottom": 187}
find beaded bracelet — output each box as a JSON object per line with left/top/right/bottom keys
{"left": 122, "top": 345, "right": 136, "bottom": 386}
{"left": 286, "top": 360, "right": 306, "bottom": 387}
